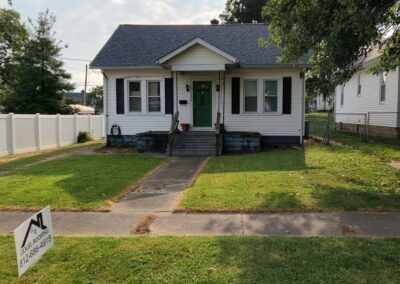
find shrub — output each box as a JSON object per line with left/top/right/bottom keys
{"left": 77, "top": 131, "right": 93, "bottom": 143}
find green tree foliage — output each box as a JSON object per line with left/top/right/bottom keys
{"left": 0, "top": 9, "right": 28, "bottom": 97}
{"left": 89, "top": 85, "right": 103, "bottom": 109}
{"left": 1, "top": 9, "right": 73, "bottom": 114}
{"left": 220, "top": 0, "right": 268, "bottom": 23}
{"left": 263, "top": 0, "right": 400, "bottom": 95}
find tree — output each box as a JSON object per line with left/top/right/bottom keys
{"left": 89, "top": 85, "right": 103, "bottom": 109}
{"left": 263, "top": 0, "right": 400, "bottom": 94}
{"left": 220, "top": 0, "right": 268, "bottom": 23}
{"left": 0, "top": 9, "right": 28, "bottom": 97}
{"left": 1, "top": 9, "right": 73, "bottom": 114}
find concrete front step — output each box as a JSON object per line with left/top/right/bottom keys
{"left": 170, "top": 149, "right": 217, "bottom": 157}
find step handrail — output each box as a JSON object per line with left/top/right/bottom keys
{"left": 168, "top": 111, "right": 179, "bottom": 156}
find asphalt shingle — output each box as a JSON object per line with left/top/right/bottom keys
{"left": 90, "top": 24, "right": 309, "bottom": 68}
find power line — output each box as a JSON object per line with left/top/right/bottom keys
{"left": 65, "top": 66, "right": 85, "bottom": 72}
{"left": 61, "top": 57, "right": 91, "bottom": 62}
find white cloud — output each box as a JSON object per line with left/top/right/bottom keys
{"left": 111, "top": 0, "right": 126, "bottom": 5}
{"left": 1, "top": 0, "right": 226, "bottom": 90}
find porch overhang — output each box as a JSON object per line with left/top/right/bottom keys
{"left": 171, "top": 64, "right": 226, "bottom": 72}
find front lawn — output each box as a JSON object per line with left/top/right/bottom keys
{"left": 1, "top": 236, "right": 399, "bottom": 283}
{"left": 179, "top": 145, "right": 400, "bottom": 211}
{"left": 0, "top": 154, "right": 164, "bottom": 210}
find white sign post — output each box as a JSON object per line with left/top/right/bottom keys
{"left": 14, "top": 206, "right": 54, "bottom": 276}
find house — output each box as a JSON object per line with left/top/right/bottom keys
{"left": 90, "top": 24, "right": 309, "bottom": 155}
{"left": 64, "top": 91, "right": 87, "bottom": 105}
{"left": 309, "top": 93, "right": 334, "bottom": 112}
{"left": 335, "top": 48, "right": 400, "bottom": 138}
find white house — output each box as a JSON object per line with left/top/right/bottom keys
{"left": 309, "top": 93, "right": 334, "bottom": 112}
{"left": 335, "top": 48, "right": 400, "bottom": 138}
{"left": 90, "top": 24, "right": 309, "bottom": 155}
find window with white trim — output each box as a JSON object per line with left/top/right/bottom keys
{"left": 380, "top": 72, "right": 387, "bottom": 103}
{"left": 264, "top": 80, "right": 278, "bottom": 112}
{"left": 357, "top": 74, "right": 361, "bottom": 96}
{"left": 129, "top": 81, "right": 141, "bottom": 112}
{"left": 147, "top": 81, "right": 161, "bottom": 112}
{"left": 340, "top": 85, "right": 344, "bottom": 106}
{"left": 244, "top": 80, "right": 257, "bottom": 112}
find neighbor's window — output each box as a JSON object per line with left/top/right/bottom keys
{"left": 340, "top": 85, "right": 344, "bottom": 106}
{"left": 129, "top": 81, "right": 141, "bottom": 112}
{"left": 147, "top": 81, "right": 161, "bottom": 112}
{"left": 244, "top": 80, "right": 257, "bottom": 112}
{"left": 357, "top": 74, "right": 361, "bottom": 96}
{"left": 264, "top": 80, "right": 278, "bottom": 112}
{"left": 380, "top": 72, "right": 387, "bottom": 103}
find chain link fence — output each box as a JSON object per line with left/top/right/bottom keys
{"left": 306, "top": 111, "right": 399, "bottom": 144}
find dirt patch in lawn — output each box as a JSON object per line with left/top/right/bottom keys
{"left": 389, "top": 160, "right": 400, "bottom": 169}
{"left": 95, "top": 146, "right": 138, "bottom": 154}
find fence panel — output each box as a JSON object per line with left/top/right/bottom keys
{"left": 0, "top": 113, "right": 104, "bottom": 157}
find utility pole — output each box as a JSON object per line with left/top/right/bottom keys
{"left": 84, "top": 64, "right": 88, "bottom": 105}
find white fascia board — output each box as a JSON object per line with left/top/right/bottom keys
{"left": 171, "top": 64, "right": 226, "bottom": 71}
{"left": 157, "top": 38, "right": 238, "bottom": 64}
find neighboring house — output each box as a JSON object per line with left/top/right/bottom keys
{"left": 90, "top": 24, "right": 309, "bottom": 155}
{"left": 64, "top": 91, "right": 102, "bottom": 114}
{"left": 335, "top": 48, "right": 400, "bottom": 138}
{"left": 69, "top": 104, "right": 95, "bottom": 115}
{"left": 64, "top": 91, "right": 86, "bottom": 105}
{"left": 309, "top": 93, "right": 334, "bottom": 112}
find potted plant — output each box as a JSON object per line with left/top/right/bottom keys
{"left": 181, "top": 123, "right": 190, "bottom": 132}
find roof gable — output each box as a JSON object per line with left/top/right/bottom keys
{"left": 158, "top": 38, "right": 237, "bottom": 64}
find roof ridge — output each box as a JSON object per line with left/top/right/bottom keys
{"left": 119, "top": 23, "right": 265, "bottom": 27}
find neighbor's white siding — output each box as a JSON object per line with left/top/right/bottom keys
{"left": 335, "top": 67, "right": 400, "bottom": 127}
{"left": 104, "top": 68, "right": 304, "bottom": 137}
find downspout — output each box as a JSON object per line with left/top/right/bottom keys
{"left": 397, "top": 66, "right": 400, "bottom": 129}
{"left": 300, "top": 70, "right": 305, "bottom": 145}
{"left": 222, "top": 71, "right": 226, "bottom": 125}
{"left": 102, "top": 72, "right": 109, "bottom": 142}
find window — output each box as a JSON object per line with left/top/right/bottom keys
{"left": 340, "top": 85, "right": 344, "bottom": 106}
{"left": 357, "top": 74, "right": 361, "bottom": 96}
{"left": 244, "top": 80, "right": 257, "bottom": 112}
{"left": 129, "top": 81, "right": 141, "bottom": 112}
{"left": 264, "top": 80, "right": 278, "bottom": 112}
{"left": 147, "top": 81, "right": 161, "bottom": 112}
{"left": 380, "top": 72, "right": 387, "bottom": 103}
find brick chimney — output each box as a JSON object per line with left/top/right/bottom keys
{"left": 210, "top": 19, "right": 219, "bottom": 25}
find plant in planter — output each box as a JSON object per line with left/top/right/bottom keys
{"left": 180, "top": 123, "right": 190, "bottom": 132}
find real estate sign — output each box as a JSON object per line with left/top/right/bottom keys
{"left": 14, "top": 206, "right": 54, "bottom": 276}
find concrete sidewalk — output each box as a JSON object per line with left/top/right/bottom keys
{"left": 1, "top": 211, "right": 400, "bottom": 237}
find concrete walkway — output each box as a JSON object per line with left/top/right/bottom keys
{"left": 1, "top": 155, "right": 400, "bottom": 238}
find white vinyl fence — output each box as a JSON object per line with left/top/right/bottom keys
{"left": 0, "top": 113, "right": 104, "bottom": 157}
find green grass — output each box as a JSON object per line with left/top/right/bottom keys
{"left": 0, "top": 236, "right": 400, "bottom": 283}
{"left": 306, "top": 112, "right": 400, "bottom": 161}
{"left": 0, "top": 140, "right": 104, "bottom": 172}
{"left": 180, "top": 145, "right": 400, "bottom": 211}
{"left": 0, "top": 154, "right": 164, "bottom": 210}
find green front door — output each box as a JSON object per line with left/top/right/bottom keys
{"left": 193, "top": 81, "right": 212, "bottom": 127}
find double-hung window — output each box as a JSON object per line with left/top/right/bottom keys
{"left": 129, "top": 81, "right": 141, "bottom": 112}
{"left": 380, "top": 72, "right": 387, "bottom": 103}
{"left": 264, "top": 80, "right": 278, "bottom": 112}
{"left": 244, "top": 80, "right": 258, "bottom": 112}
{"left": 147, "top": 81, "right": 161, "bottom": 112}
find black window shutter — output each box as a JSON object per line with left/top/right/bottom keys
{"left": 116, "top": 78, "right": 124, "bottom": 114}
{"left": 232, "top": 77, "right": 240, "bottom": 114}
{"left": 165, "top": 78, "right": 174, "bottom": 114}
{"left": 282, "top": 77, "right": 292, "bottom": 114}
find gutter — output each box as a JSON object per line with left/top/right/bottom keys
{"left": 102, "top": 72, "right": 109, "bottom": 141}
{"left": 301, "top": 71, "right": 305, "bottom": 145}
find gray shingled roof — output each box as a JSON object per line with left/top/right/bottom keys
{"left": 90, "top": 24, "right": 309, "bottom": 68}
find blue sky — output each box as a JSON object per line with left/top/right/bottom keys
{"left": 1, "top": 0, "right": 226, "bottom": 91}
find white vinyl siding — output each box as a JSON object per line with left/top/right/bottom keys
{"left": 335, "top": 67, "right": 400, "bottom": 128}
{"left": 104, "top": 68, "right": 304, "bottom": 137}
{"left": 380, "top": 72, "right": 387, "bottom": 103}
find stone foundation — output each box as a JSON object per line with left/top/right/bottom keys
{"left": 262, "top": 136, "right": 301, "bottom": 148}
{"left": 223, "top": 132, "right": 261, "bottom": 154}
